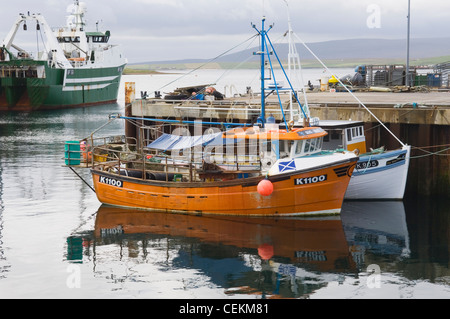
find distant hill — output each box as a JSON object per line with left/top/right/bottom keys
{"left": 130, "top": 37, "right": 450, "bottom": 69}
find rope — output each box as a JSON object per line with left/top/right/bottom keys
{"left": 412, "top": 143, "right": 450, "bottom": 149}
{"left": 157, "top": 33, "right": 259, "bottom": 92}
{"left": 263, "top": 35, "right": 289, "bottom": 129}
{"left": 292, "top": 33, "right": 406, "bottom": 148}
{"left": 206, "top": 35, "right": 260, "bottom": 93}
{"left": 265, "top": 33, "right": 309, "bottom": 124}
{"left": 410, "top": 144, "right": 450, "bottom": 158}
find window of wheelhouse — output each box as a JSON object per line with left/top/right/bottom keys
{"left": 346, "top": 128, "right": 352, "bottom": 142}
{"left": 279, "top": 140, "right": 291, "bottom": 159}
{"left": 346, "top": 126, "right": 364, "bottom": 141}
{"left": 294, "top": 140, "right": 303, "bottom": 156}
{"left": 87, "top": 36, "right": 110, "bottom": 43}
{"left": 302, "top": 137, "right": 324, "bottom": 155}
{"left": 57, "top": 36, "right": 80, "bottom": 43}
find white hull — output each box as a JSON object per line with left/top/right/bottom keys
{"left": 345, "top": 145, "right": 411, "bottom": 200}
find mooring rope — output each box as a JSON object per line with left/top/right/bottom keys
{"left": 410, "top": 144, "right": 450, "bottom": 159}
{"left": 292, "top": 32, "right": 406, "bottom": 148}
{"left": 157, "top": 33, "right": 259, "bottom": 92}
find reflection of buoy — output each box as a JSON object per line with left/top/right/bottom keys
{"left": 257, "top": 179, "right": 273, "bottom": 196}
{"left": 258, "top": 243, "right": 274, "bottom": 260}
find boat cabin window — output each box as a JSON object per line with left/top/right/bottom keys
{"left": 323, "top": 130, "right": 341, "bottom": 143}
{"left": 279, "top": 140, "right": 291, "bottom": 159}
{"left": 57, "top": 37, "right": 80, "bottom": 43}
{"left": 87, "top": 36, "right": 110, "bottom": 43}
{"left": 294, "top": 140, "right": 303, "bottom": 156}
{"left": 304, "top": 137, "right": 323, "bottom": 154}
{"left": 346, "top": 126, "right": 364, "bottom": 142}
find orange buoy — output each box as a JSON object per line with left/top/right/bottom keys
{"left": 257, "top": 179, "right": 273, "bottom": 196}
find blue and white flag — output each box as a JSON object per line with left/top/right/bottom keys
{"left": 278, "top": 160, "right": 296, "bottom": 173}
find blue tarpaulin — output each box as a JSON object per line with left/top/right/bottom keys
{"left": 147, "top": 133, "right": 225, "bottom": 150}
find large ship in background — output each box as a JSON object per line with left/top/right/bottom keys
{"left": 0, "top": 1, "right": 127, "bottom": 111}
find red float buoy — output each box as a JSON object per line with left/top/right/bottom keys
{"left": 257, "top": 179, "right": 273, "bottom": 196}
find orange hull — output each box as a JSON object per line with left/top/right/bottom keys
{"left": 92, "top": 159, "right": 356, "bottom": 217}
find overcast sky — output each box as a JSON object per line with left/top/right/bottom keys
{"left": 1, "top": 0, "right": 449, "bottom": 63}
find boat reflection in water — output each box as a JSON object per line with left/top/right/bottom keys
{"left": 340, "top": 200, "right": 410, "bottom": 269}
{"left": 66, "top": 201, "right": 409, "bottom": 298}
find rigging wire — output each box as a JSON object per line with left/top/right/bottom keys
{"left": 292, "top": 32, "right": 406, "bottom": 147}
{"left": 175, "top": 35, "right": 261, "bottom": 103}
{"left": 157, "top": 33, "right": 259, "bottom": 92}
{"left": 265, "top": 31, "right": 309, "bottom": 123}
{"left": 262, "top": 33, "right": 289, "bottom": 129}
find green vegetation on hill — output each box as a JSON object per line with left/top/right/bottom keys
{"left": 126, "top": 55, "right": 450, "bottom": 72}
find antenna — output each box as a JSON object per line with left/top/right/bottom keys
{"left": 406, "top": 0, "right": 411, "bottom": 87}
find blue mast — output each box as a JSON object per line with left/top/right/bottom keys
{"left": 253, "top": 16, "right": 310, "bottom": 129}
{"left": 252, "top": 17, "right": 272, "bottom": 127}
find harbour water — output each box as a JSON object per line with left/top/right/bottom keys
{"left": 0, "top": 70, "right": 448, "bottom": 299}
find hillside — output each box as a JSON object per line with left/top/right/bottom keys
{"left": 128, "top": 37, "right": 450, "bottom": 70}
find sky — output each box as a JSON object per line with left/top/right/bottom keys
{"left": 0, "top": 0, "right": 449, "bottom": 63}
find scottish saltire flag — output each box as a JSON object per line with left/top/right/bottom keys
{"left": 278, "top": 160, "right": 296, "bottom": 173}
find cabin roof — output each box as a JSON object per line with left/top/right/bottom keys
{"left": 223, "top": 127, "right": 327, "bottom": 140}
{"left": 315, "top": 120, "right": 364, "bottom": 129}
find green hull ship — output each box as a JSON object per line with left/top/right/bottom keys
{"left": 0, "top": 1, "right": 127, "bottom": 111}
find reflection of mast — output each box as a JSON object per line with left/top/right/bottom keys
{"left": 0, "top": 161, "right": 6, "bottom": 272}
{"left": 0, "top": 161, "right": 3, "bottom": 212}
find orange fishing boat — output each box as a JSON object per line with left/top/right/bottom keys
{"left": 78, "top": 17, "right": 359, "bottom": 217}
{"left": 90, "top": 124, "right": 357, "bottom": 216}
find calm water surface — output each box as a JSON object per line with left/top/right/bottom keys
{"left": 0, "top": 72, "right": 448, "bottom": 299}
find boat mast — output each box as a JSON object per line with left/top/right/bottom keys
{"left": 406, "top": 0, "right": 411, "bottom": 87}
{"left": 284, "top": 0, "right": 309, "bottom": 122}
{"left": 252, "top": 17, "right": 272, "bottom": 127}
{"left": 68, "top": 0, "right": 86, "bottom": 31}
{"left": 260, "top": 18, "right": 266, "bottom": 125}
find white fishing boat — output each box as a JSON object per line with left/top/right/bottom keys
{"left": 282, "top": 2, "right": 411, "bottom": 200}
{"left": 319, "top": 120, "right": 410, "bottom": 199}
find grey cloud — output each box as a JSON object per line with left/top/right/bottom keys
{"left": 1, "top": 0, "right": 448, "bottom": 63}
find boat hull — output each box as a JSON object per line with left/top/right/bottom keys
{"left": 0, "top": 61, "right": 125, "bottom": 111}
{"left": 345, "top": 145, "right": 411, "bottom": 199}
{"left": 91, "top": 159, "right": 357, "bottom": 217}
